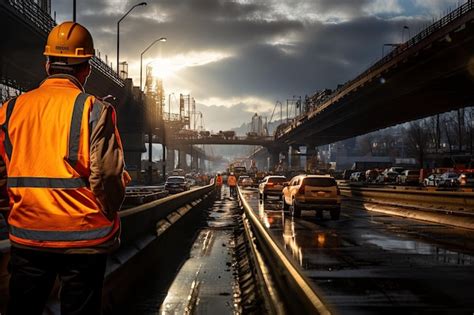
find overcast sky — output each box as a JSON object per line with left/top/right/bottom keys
{"left": 52, "top": 0, "right": 461, "bottom": 131}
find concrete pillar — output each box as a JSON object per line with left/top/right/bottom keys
{"left": 290, "top": 145, "right": 301, "bottom": 171}
{"left": 167, "top": 148, "right": 175, "bottom": 171}
{"left": 178, "top": 149, "right": 187, "bottom": 169}
{"left": 306, "top": 146, "right": 317, "bottom": 173}
{"left": 268, "top": 149, "right": 280, "bottom": 171}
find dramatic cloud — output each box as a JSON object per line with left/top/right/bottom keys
{"left": 50, "top": 0, "right": 461, "bottom": 130}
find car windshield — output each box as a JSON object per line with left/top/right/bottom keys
{"left": 303, "top": 177, "right": 337, "bottom": 187}
{"left": 167, "top": 177, "right": 184, "bottom": 183}
{"left": 268, "top": 177, "right": 286, "bottom": 183}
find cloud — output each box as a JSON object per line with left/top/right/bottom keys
{"left": 49, "top": 0, "right": 454, "bottom": 132}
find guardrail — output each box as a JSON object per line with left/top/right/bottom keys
{"left": 340, "top": 185, "right": 474, "bottom": 212}
{"left": 118, "top": 184, "right": 214, "bottom": 247}
{"left": 237, "top": 187, "right": 332, "bottom": 315}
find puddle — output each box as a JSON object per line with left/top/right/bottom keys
{"left": 361, "top": 233, "right": 474, "bottom": 265}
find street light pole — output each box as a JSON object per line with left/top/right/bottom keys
{"left": 140, "top": 37, "right": 166, "bottom": 91}
{"left": 117, "top": 2, "right": 147, "bottom": 74}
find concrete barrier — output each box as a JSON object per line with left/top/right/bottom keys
{"left": 340, "top": 186, "right": 474, "bottom": 211}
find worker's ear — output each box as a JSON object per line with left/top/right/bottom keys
{"left": 45, "top": 61, "right": 51, "bottom": 76}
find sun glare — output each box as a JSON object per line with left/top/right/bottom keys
{"left": 149, "top": 51, "right": 231, "bottom": 79}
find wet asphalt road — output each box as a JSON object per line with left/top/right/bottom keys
{"left": 240, "top": 188, "right": 474, "bottom": 314}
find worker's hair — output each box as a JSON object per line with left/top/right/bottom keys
{"left": 47, "top": 57, "right": 90, "bottom": 76}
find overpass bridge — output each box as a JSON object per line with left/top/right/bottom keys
{"left": 276, "top": 0, "right": 474, "bottom": 147}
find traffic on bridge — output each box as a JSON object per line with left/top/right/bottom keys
{"left": 0, "top": 0, "right": 473, "bottom": 314}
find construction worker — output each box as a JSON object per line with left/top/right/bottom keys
{"left": 216, "top": 173, "right": 223, "bottom": 198}
{"left": 227, "top": 172, "right": 237, "bottom": 197}
{"left": 0, "top": 22, "right": 129, "bottom": 315}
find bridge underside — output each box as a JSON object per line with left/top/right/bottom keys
{"left": 282, "top": 19, "right": 474, "bottom": 146}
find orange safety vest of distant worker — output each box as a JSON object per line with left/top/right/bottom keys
{"left": 227, "top": 175, "right": 237, "bottom": 187}
{"left": 0, "top": 88, "right": 121, "bottom": 249}
{"left": 216, "top": 175, "right": 223, "bottom": 186}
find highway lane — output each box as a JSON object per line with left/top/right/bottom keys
{"left": 240, "top": 188, "right": 474, "bottom": 314}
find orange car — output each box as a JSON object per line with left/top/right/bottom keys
{"left": 282, "top": 175, "right": 341, "bottom": 219}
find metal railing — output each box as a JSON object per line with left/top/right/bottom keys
{"left": 276, "top": 0, "right": 474, "bottom": 139}
{"left": 6, "top": 0, "right": 125, "bottom": 87}
{"left": 237, "top": 187, "right": 332, "bottom": 314}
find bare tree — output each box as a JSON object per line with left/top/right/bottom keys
{"left": 405, "top": 121, "right": 430, "bottom": 168}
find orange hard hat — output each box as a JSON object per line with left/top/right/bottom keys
{"left": 44, "top": 21, "right": 94, "bottom": 64}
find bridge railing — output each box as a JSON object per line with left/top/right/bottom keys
{"left": 6, "top": 0, "right": 125, "bottom": 87}
{"left": 276, "top": 0, "right": 474, "bottom": 139}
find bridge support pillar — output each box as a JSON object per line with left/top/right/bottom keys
{"left": 267, "top": 148, "right": 281, "bottom": 172}
{"left": 290, "top": 145, "right": 301, "bottom": 171}
{"left": 167, "top": 148, "right": 175, "bottom": 172}
{"left": 305, "top": 146, "right": 317, "bottom": 173}
{"left": 178, "top": 149, "right": 188, "bottom": 170}
{"left": 191, "top": 148, "right": 198, "bottom": 171}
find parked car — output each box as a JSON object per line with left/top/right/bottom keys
{"left": 458, "top": 173, "right": 474, "bottom": 187}
{"left": 349, "top": 171, "right": 366, "bottom": 182}
{"left": 388, "top": 167, "right": 405, "bottom": 175}
{"left": 238, "top": 175, "right": 254, "bottom": 187}
{"left": 258, "top": 176, "right": 287, "bottom": 200}
{"left": 343, "top": 169, "right": 355, "bottom": 180}
{"left": 396, "top": 170, "right": 420, "bottom": 185}
{"left": 165, "top": 176, "right": 191, "bottom": 193}
{"left": 437, "top": 172, "right": 459, "bottom": 187}
{"left": 282, "top": 175, "right": 341, "bottom": 219}
{"left": 365, "top": 169, "right": 379, "bottom": 183}
{"left": 423, "top": 174, "right": 441, "bottom": 187}
{"left": 377, "top": 170, "right": 399, "bottom": 183}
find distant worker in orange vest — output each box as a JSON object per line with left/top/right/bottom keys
{"left": 227, "top": 172, "right": 237, "bottom": 197}
{"left": 0, "top": 21, "right": 129, "bottom": 315}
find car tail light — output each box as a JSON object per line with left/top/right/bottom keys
{"left": 298, "top": 184, "right": 305, "bottom": 194}
{"left": 266, "top": 182, "right": 274, "bottom": 187}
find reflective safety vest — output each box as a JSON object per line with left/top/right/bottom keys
{"left": 0, "top": 78, "right": 120, "bottom": 249}
{"left": 227, "top": 176, "right": 237, "bottom": 187}
{"left": 216, "top": 175, "right": 223, "bottom": 186}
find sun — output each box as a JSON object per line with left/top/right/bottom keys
{"left": 151, "top": 59, "right": 177, "bottom": 79}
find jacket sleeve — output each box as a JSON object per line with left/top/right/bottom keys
{"left": 89, "top": 100, "right": 126, "bottom": 219}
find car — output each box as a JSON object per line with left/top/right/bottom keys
{"left": 396, "top": 170, "right": 420, "bottom": 185}
{"left": 377, "top": 170, "right": 399, "bottom": 183}
{"left": 282, "top": 175, "right": 341, "bottom": 219}
{"left": 437, "top": 172, "right": 459, "bottom": 187}
{"left": 458, "top": 173, "right": 474, "bottom": 187}
{"left": 258, "top": 175, "right": 287, "bottom": 200}
{"left": 350, "top": 171, "right": 365, "bottom": 182}
{"left": 423, "top": 174, "right": 441, "bottom": 186}
{"left": 165, "top": 176, "right": 190, "bottom": 193}
{"left": 388, "top": 167, "right": 405, "bottom": 175}
{"left": 238, "top": 175, "right": 254, "bottom": 187}
{"left": 349, "top": 172, "right": 360, "bottom": 182}
{"left": 365, "top": 169, "right": 379, "bottom": 183}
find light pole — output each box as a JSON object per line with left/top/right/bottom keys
{"left": 140, "top": 37, "right": 167, "bottom": 91}
{"left": 117, "top": 2, "right": 147, "bottom": 74}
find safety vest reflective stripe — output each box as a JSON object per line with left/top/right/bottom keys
{"left": 2, "top": 97, "right": 18, "bottom": 161}
{"left": 10, "top": 225, "right": 113, "bottom": 241}
{"left": 7, "top": 177, "right": 88, "bottom": 188}
{"left": 67, "top": 92, "right": 90, "bottom": 167}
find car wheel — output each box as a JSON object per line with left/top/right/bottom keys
{"left": 283, "top": 198, "right": 289, "bottom": 212}
{"left": 291, "top": 199, "right": 301, "bottom": 218}
{"left": 330, "top": 208, "right": 341, "bottom": 220}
